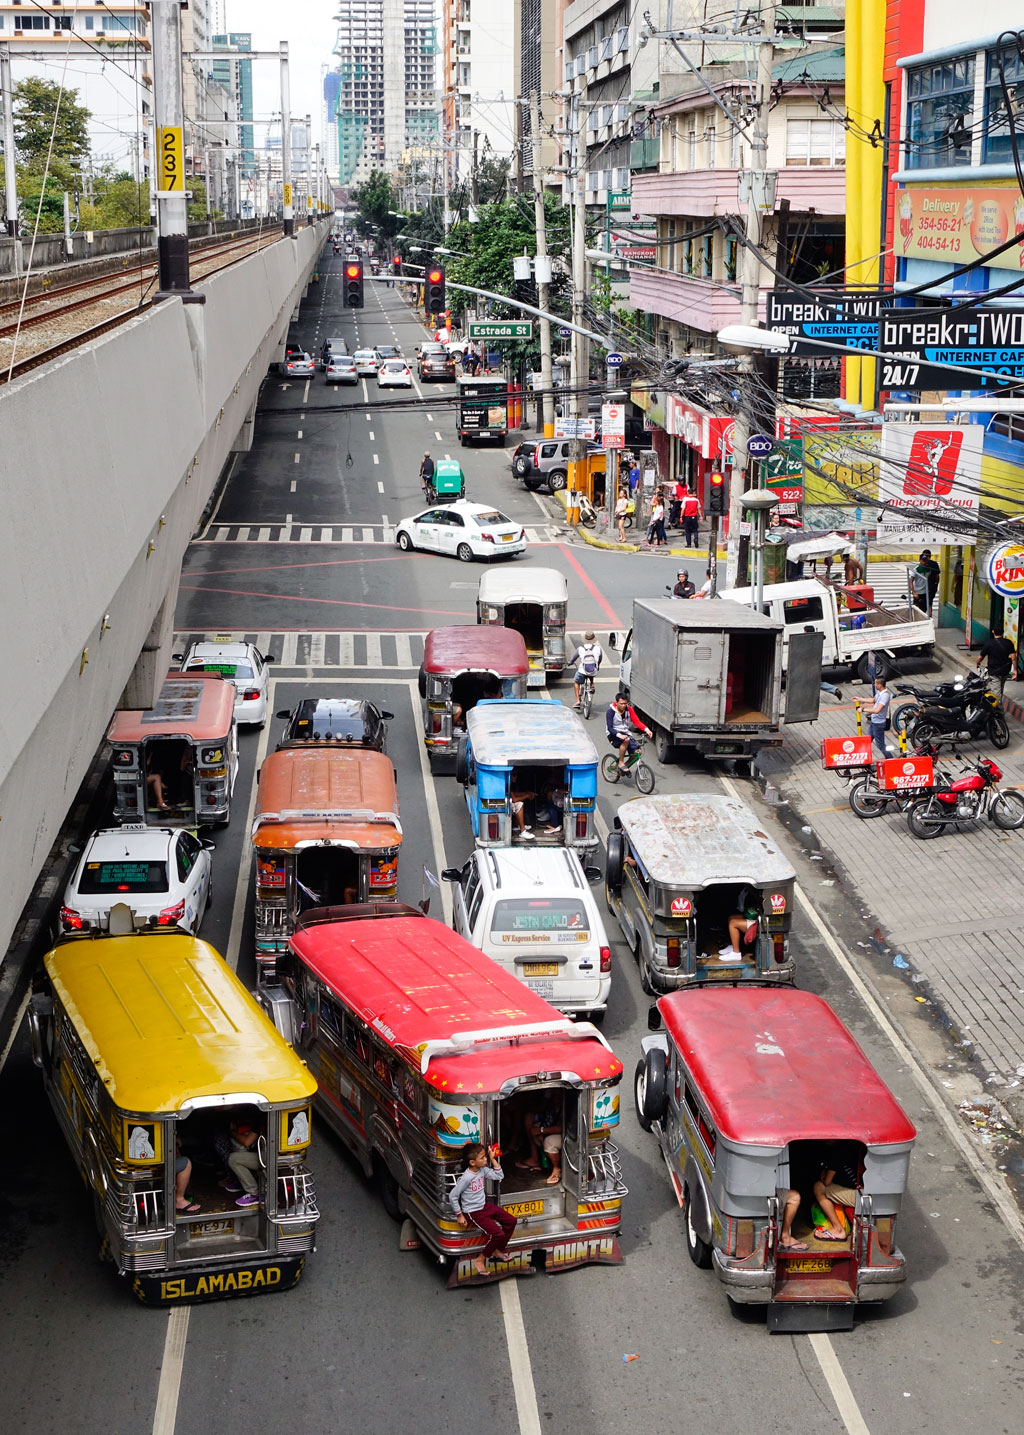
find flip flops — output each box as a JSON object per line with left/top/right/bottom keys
{"left": 814, "top": 1227, "right": 846, "bottom": 1242}
{"left": 780, "top": 1240, "right": 809, "bottom": 1252}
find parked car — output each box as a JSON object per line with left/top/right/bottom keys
{"left": 395, "top": 501, "right": 527, "bottom": 562}
{"left": 511, "top": 439, "right": 602, "bottom": 492}
{"left": 377, "top": 358, "right": 413, "bottom": 389}
{"left": 275, "top": 697, "right": 392, "bottom": 753}
{"left": 418, "top": 342, "right": 456, "bottom": 381}
{"left": 59, "top": 826, "right": 214, "bottom": 937}
{"left": 325, "top": 353, "right": 358, "bottom": 384}
{"left": 354, "top": 349, "right": 378, "bottom": 376}
{"left": 175, "top": 639, "right": 274, "bottom": 727}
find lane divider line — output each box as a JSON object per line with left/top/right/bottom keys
{"left": 151, "top": 1307, "right": 190, "bottom": 1435}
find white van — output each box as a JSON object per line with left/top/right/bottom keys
{"left": 442, "top": 847, "right": 611, "bottom": 1021}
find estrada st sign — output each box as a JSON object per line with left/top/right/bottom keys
{"left": 878, "top": 307, "right": 1024, "bottom": 392}
{"left": 467, "top": 321, "right": 533, "bottom": 339}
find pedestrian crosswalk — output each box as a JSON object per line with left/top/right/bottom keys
{"left": 172, "top": 629, "right": 627, "bottom": 673}
{"left": 197, "top": 523, "right": 563, "bottom": 545}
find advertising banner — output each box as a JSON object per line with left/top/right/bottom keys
{"left": 877, "top": 424, "right": 982, "bottom": 546}
{"left": 878, "top": 306, "right": 1024, "bottom": 393}
{"left": 895, "top": 185, "right": 1024, "bottom": 272}
{"left": 766, "top": 287, "right": 888, "bottom": 356}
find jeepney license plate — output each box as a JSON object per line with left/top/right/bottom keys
{"left": 787, "top": 1257, "right": 832, "bottom": 1273}
{"left": 190, "top": 1220, "right": 232, "bottom": 1238}
{"left": 505, "top": 1199, "right": 545, "bottom": 1219}
{"left": 524, "top": 962, "right": 559, "bottom": 976}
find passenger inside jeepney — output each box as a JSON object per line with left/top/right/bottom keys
{"left": 696, "top": 885, "right": 763, "bottom": 960}
{"left": 502, "top": 601, "right": 543, "bottom": 653}
{"left": 499, "top": 1088, "right": 569, "bottom": 1193}
{"left": 145, "top": 740, "right": 193, "bottom": 813}
{"left": 509, "top": 764, "right": 567, "bottom": 841}
{"left": 174, "top": 1106, "right": 268, "bottom": 1214}
{"left": 780, "top": 1138, "right": 867, "bottom": 1250}
{"left": 296, "top": 845, "right": 359, "bottom": 909}
{"left": 450, "top": 673, "right": 503, "bottom": 731}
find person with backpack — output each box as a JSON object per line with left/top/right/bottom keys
{"left": 570, "top": 630, "right": 604, "bottom": 709}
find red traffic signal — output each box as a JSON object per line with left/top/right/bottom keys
{"left": 344, "top": 259, "right": 364, "bottom": 309}
{"left": 392, "top": 254, "right": 402, "bottom": 268}
{"left": 426, "top": 264, "right": 446, "bottom": 315}
{"left": 708, "top": 470, "right": 726, "bottom": 517}
{"left": 345, "top": 263, "right": 360, "bottom": 278}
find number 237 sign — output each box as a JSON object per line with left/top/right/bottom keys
{"left": 158, "top": 126, "right": 184, "bottom": 193}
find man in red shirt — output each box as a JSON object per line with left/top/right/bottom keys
{"left": 681, "top": 487, "right": 702, "bottom": 547}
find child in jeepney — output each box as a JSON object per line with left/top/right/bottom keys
{"left": 450, "top": 1142, "right": 517, "bottom": 1276}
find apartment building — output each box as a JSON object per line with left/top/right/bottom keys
{"left": 442, "top": 0, "right": 515, "bottom": 186}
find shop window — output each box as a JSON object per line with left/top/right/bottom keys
{"left": 904, "top": 56, "right": 975, "bottom": 170}
{"left": 983, "top": 45, "right": 1024, "bottom": 164}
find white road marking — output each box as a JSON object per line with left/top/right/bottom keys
{"left": 361, "top": 378, "right": 369, "bottom": 402}
{"left": 290, "top": 480, "right": 297, "bottom": 492}
{"left": 500, "top": 1281, "right": 543, "bottom": 1435}
{"left": 378, "top": 481, "right": 385, "bottom": 493}
{"left": 294, "top": 452, "right": 301, "bottom": 464}
{"left": 807, "top": 1335, "right": 871, "bottom": 1435}
{"left": 434, "top": 431, "right": 443, "bottom": 441}
{"left": 412, "top": 681, "right": 453, "bottom": 926}
{"left": 426, "top": 413, "right": 434, "bottom": 421}
{"left": 297, "top": 429, "right": 303, "bottom": 439}
{"left": 369, "top": 431, "right": 375, "bottom": 440}
{"left": 151, "top": 1307, "right": 190, "bottom": 1435}
{"left": 373, "top": 453, "right": 379, "bottom": 465}
{"left": 366, "top": 414, "right": 371, "bottom": 421}
{"left": 302, "top": 379, "right": 310, "bottom": 403}
{"left": 225, "top": 711, "right": 274, "bottom": 974}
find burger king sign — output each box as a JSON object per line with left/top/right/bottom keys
{"left": 985, "top": 543, "right": 1024, "bottom": 598}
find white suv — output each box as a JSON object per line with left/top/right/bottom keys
{"left": 443, "top": 847, "right": 611, "bottom": 1021}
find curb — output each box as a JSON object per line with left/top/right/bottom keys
{"left": 549, "top": 492, "right": 719, "bottom": 557}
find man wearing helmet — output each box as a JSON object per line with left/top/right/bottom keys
{"left": 673, "top": 569, "right": 695, "bottom": 599}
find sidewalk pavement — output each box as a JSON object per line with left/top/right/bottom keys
{"left": 550, "top": 490, "right": 716, "bottom": 558}
{"left": 758, "top": 642, "right": 1024, "bottom": 1121}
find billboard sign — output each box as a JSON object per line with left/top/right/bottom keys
{"left": 878, "top": 306, "right": 1024, "bottom": 393}
{"left": 877, "top": 424, "right": 982, "bottom": 546}
{"left": 766, "top": 287, "right": 888, "bottom": 356}
{"left": 895, "top": 185, "right": 1024, "bottom": 272}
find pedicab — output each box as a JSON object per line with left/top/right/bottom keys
{"left": 429, "top": 459, "right": 466, "bottom": 504}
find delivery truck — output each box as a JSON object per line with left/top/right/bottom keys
{"left": 610, "top": 598, "right": 821, "bottom": 765}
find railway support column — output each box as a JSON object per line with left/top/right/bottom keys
{"left": 151, "top": 1, "right": 199, "bottom": 300}
{"left": 1, "top": 42, "right": 20, "bottom": 269}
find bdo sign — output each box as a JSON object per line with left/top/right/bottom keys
{"left": 985, "top": 542, "right": 1024, "bottom": 598}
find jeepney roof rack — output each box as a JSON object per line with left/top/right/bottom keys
{"left": 295, "top": 901, "right": 422, "bottom": 929}
{"left": 251, "top": 807, "right": 403, "bottom": 835}
{"left": 419, "top": 1019, "right": 611, "bottom": 1074}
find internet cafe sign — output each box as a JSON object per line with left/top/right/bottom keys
{"left": 896, "top": 185, "right": 1024, "bottom": 272}
{"left": 877, "top": 424, "right": 982, "bottom": 547}
{"left": 665, "top": 395, "right": 734, "bottom": 460}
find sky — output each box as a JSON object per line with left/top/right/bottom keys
{"left": 223, "top": 0, "right": 340, "bottom": 152}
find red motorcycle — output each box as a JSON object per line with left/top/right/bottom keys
{"left": 906, "top": 756, "right": 1024, "bottom": 839}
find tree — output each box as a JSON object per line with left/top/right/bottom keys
{"left": 14, "top": 77, "right": 91, "bottom": 171}
{"left": 475, "top": 155, "right": 511, "bottom": 206}
{"left": 351, "top": 169, "right": 401, "bottom": 239}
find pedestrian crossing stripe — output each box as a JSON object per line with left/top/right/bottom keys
{"left": 172, "top": 630, "right": 627, "bottom": 671}
{"left": 197, "top": 523, "right": 563, "bottom": 545}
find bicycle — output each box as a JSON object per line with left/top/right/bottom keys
{"left": 578, "top": 673, "right": 596, "bottom": 720}
{"left": 601, "top": 737, "right": 655, "bottom": 794}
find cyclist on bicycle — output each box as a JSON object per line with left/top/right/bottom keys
{"left": 606, "top": 692, "right": 652, "bottom": 771}
{"left": 570, "top": 630, "right": 604, "bottom": 710}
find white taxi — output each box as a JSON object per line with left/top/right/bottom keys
{"left": 395, "top": 501, "right": 526, "bottom": 563}
{"left": 59, "top": 827, "right": 214, "bottom": 937}
{"left": 353, "top": 348, "right": 378, "bottom": 376}
{"left": 175, "top": 639, "right": 273, "bottom": 726}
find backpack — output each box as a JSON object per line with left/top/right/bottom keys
{"left": 579, "top": 645, "right": 599, "bottom": 675}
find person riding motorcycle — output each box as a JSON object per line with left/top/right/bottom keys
{"left": 673, "top": 569, "right": 695, "bottom": 599}
{"left": 606, "top": 692, "right": 652, "bottom": 771}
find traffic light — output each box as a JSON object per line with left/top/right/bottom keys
{"left": 426, "top": 264, "right": 446, "bottom": 315}
{"left": 708, "top": 470, "right": 726, "bottom": 517}
{"left": 344, "top": 259, "right": 364, "bottom": 309}
{"left": 392, "top": 253, "right": 403, "bottom": 273}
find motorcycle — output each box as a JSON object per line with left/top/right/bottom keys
{"left": 906, "top": 688, "right": 1009, "bottom": 750}
{"left": 846, "top": 741, "right": 944, "bottom": 820}
{"left": 891, "top": 674, "right": 987, "bottom": 734}
{"left": 905, "top": 756, "right": 1024, "bottom": 839}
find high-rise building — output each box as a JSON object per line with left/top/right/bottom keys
{"left": 212, "top": 33, "right": 255, "bottom": 179}
{"left": 441, "top": 0, "right": 515, "bottom": 184}
{"left": 329, "top": 0, "right": 441, "bottom": 187}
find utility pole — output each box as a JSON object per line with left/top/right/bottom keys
{"left": 1, "top": 42, "right": 20, "bottom": 270}
{"left": 529, "top": 91, "right": 555, "bottom": 438}
{"left": 280, "top": 42, "right": 294, "bottom": 236}
{"left": 150, "top": 0, "right": 192, "bottom": 295}
{"left": 725, "top": 0, "right": 776, "bottom": 587}
{"left": 569, "top": 89, "right": 589, "bottom": 492}
{"left": 471, "top": 129, "right": 480, "bottom": 210}
{"left": 305, "top": 113, "right": 313, "bottom": 225}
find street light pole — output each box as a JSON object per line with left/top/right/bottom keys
{"left": 280, "top": 43, "right": 293, "bottom": 237}
{"left": 530, "top": 90, "right": 555, "bottom": 438}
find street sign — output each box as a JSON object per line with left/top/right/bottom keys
{"left": 601, "top": 402, "right": 625, "bottom": 449}
{"left": 878, "top": 306, "right": 1024, "bottom": 392}
{"left": 554, "top": 418, "right": 596, "bottom": 440}
{"left": 608, "top": 190, "right": 632, "bottom": 211}
{"left": 467, "top": 321, "right": 533, "bottom": 339}
{"left": 746, "top": 433, "right": 774, "bottom": 457}
{"left": 606, "top": 352, "right": 623, "bottom": 367}
{"left": 557, "top": 326, "right": 571, "bottom": 338}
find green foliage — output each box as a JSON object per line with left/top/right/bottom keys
{"left": 17, "top": 170, "right": 67, "bottom": 233}
{"left": 92, "top": 176, "right": 150, "bottom": 230}
{"left": 14, "top": 78, "right": 90, "bottom": 170}
{"left": 352, "top": 170, "right": 400, "bottom": 238}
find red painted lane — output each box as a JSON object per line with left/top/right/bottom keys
{"left": 177, "top": 583, "right": 472, "bottom": 619}
{"left": 557, "top": 544, "right": 622, "bottom": 628}
{"left": 183, "top": 554, "right": 414, "bottom": 577}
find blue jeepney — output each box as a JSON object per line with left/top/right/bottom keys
{"left": 456, "top": 700, "right": 599, "bottom": 852}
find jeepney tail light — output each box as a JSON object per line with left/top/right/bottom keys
{"left": 600, "top": 946, "right": 611, "bottom": 973}
{"left": 431, "top": 712, "right": 443, "bottom": 734}
{"left": 874, "top": 1216, "right": 894, "bottom": 1255}
{"left": 575, "top": 812, "right": 589, "bottom": 841}
{"left": 157, "top": 899, "right": 186, "bottom": 926}
{"left": 486, "top": 814, "right": 501, "bottom": 841}
{"left": 734, "top": 1219, "right": 755, "bottom": 1259}
{"left": 124, "top": 791, "right": 137, "bottom": 810}
{"left": 666, "top": 936, "right": 681, "bottom": 967}
{"left": 60, "top": 905, "right": 83, "bottom": 931}
{"left": 773, "top": 933, "right": 787, "bottom": 964}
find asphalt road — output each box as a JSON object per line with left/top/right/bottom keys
{"left": 3, "top": 256, "right": 1023, "bottom": 1435}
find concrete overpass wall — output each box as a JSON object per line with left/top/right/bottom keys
{"left": 0, "top": 222, "right": 328, "bottom": 957}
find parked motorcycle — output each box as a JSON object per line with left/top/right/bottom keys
{"left": 891, "top": 674, "right": 988, "bottom": 734}
{"left": 905, "top": 756, "right": 1024, "bottom": 838}
{"left": 906, "top": 688, "right": 1009, "bottom": 749}
{"left": 847, "top": 741, "right": 942, "bottom": 820}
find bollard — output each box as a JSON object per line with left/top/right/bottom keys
{"left": 566, "top": 489, "right": 581, "bottom": 527}
{"left": 898, "top": 725, "right": 907, "bottom": 755}
{"left": 854, "top": 700, "right": 863, "bottom": 735}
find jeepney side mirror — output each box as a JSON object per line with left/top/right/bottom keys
{"left": 381, "top": 711, "right": 394, "bottom": 721}
{"left": 647, "top": 1005, "right": 662, "bottom": 1031}
{"left": 584, "top": 865, "right": 603, "bottom": 885}
{"left": 276, "top": 709, "right": 291, "bottom": 719}
{"left": 441, "top": 868, "right": 460, "bottom": 882}
{"left": 608, "top": 631, "right": 617, "bottom": 649}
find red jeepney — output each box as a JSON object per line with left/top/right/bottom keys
{"left": 263, "top": 905, "right": 627, "bottom": 1285}
{"left": 419, "top": 625, "right": 530, "bottom": 769}
{"left": 636, "top": 988, "right": 917, "bottom": 1331}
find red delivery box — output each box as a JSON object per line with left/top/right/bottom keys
{"left": 875, "top": 756, "right": 934, "bottom": 791}
{"left": 820, "top": 735, "right": 873, "bottom": 770}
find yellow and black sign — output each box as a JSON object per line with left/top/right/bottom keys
{"left": 283, "top": 182, "right": 292, "bottom": 208}
{"left": 157, "top": 125, "right": 184, "bottom": 193}
{"left": 132, "top": 1256, "right": 305, "bottom": 1305}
